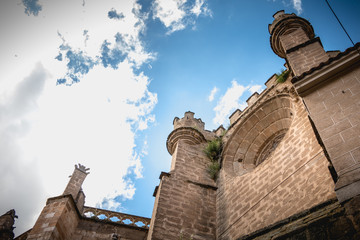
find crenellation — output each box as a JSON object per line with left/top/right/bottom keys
{"left": 264, "top": 74, "right": 277, "bottom": 88}
{"left": 246, "top": 92, "right": 259, "bottom": 106}
{"left": 173, "top": 111, "right": 205, "bottom": 131}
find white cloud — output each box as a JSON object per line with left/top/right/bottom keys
{"left": 152, "top": 0, "right": 187, "bottom": 32}
{"left": 152, "top": 0, "right": 212, "bottom": 34}
{"left": 0, "top": 63, "right": 48, "bottom": 233}
{"left": 0, "top": 0, "right": 210, "bottom": 235}
{"left": 26, "top": 61, "right": 157, "bottom": 208}
{"left": 0, "top": 0, "right": 158, "bottom": 235}
{"left": 129, "top": 153, "right": 144, "bottom": 179}
{"left": 213, "top": 80, "right": 248, "bottom": 126}
{"left": 213, "top": 81, "right": 265, "bottom": 126}
{"left": 292, "top": 0, "right": 302, "bottom": 14}
{"left": 249, "top": 85, "right": 262, "bottom": 94}
{"left": 208, "top": 86, "right": 218, "bottom": 102}
{"left": 270, "top": 0, "right": 302, "bottom": 15}
{"left": 191, "top": 0, "right": 212, "bottom": 17}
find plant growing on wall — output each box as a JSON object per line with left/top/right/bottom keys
{"left": 276, "top": 69, "right": 290, "bottom": 83}
{"left": 208, "top": 161, "right": 220, "bottom": 180}
{"left": 204, "top": 138, "right": 222, "bottom": 180}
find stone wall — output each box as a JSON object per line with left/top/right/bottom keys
{"left": 218, "top": 83, "right": 336, "bottom": 239}
{"left": 26, "top": 195, "right": 148, "bottom": 240}
{"left": 26, "top": 196, "right": 79, "bottom": 240}
{"left": 238, "top": 199, "right": 360, "bottom": 240}
{"left": 301, "top": 63, "right": 360, "bottom": 202}
{"left": 270, "top": 9, "right": 360, "bottom": 234}
{"left": 25, "top": 164, "right": 149, "bottom": 240}
{"left": 148, "top": 140, "right": 217, "bottom": 240}
{"left": 72, "top": 219, "right": 148, "bottom": 240}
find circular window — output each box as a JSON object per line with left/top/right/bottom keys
{"left": 255, "top": 129, "right": 287, "bottom": 166}
{"left": 222, "top": 95, "right": 294, "bottom": 176}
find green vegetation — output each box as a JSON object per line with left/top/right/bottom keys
{"left": 208, "top": 161, "right": 220, "bottom": 180}
{"left": 276, "top": 69, "right": 290, "bottom": 83}
{"left": 204, "top": 138, "right": 222, "bottom": 161}
{"left": 204, "top": 138, "right": 222, "bottom": 180}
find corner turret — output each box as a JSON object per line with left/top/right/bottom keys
{"left": 269, "top": 10, "right": 329, "bottom": 76}
{"left": 149, "top": 111, "right": 218, "bottom": 239}
{"left": 166, "top": 111, "right": 215, "bottom": 155}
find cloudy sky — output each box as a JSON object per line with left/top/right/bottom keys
{"left": 0, "top": 0, "right": 359, "bottom": 235}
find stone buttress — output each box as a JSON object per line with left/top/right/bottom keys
{"left": 147, "top": 111, "right": 218, "bottom": 240}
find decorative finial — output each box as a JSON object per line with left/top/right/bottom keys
{"left": 75, "top": 163, "right": 90, "bottom": 174}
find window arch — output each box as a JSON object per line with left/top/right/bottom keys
{"left": 222, "top": 94, "right": 295, "bottom": 176}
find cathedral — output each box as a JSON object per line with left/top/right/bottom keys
{"left": 2, "top": 10, "right": 360, "bottom": 240}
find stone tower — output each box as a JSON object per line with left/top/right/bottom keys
{"left": 269, "top": 10, "right": 330, "bottom": 77}
{"left": 147, "top": 111, "right": 219, "bottom": 240}
{"left": 26, "top": 164, "right": 90, "bottom": 240}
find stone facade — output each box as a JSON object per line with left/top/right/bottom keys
{"left": 17, "top": 165, "right": 150, "bottom": 240}
{"left": 217, "top": 83, "right": 336, "bottom": 239}
{"left": 12, "top": 10, "right": 360, "bottom": 240}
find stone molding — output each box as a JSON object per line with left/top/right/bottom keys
{"left": 166, "top": 127, "right": 207, "bottom": 155}
{"left": 286, "top": 37, "right": 321, "bottom": 54}
{"left": 292, "top": 45, "right": 360, "bottom": 96}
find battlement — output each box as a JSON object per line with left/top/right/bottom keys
{"left": 167, "top": 112, "right": 216, "bottom": 155}
{"left": 172, "top": 111, "right": 205, "bottom": 130}
{"left": 227, "top": 71, "right": 295, "bottom": 131}
{"left": 75, "top": 164, "right": 90, "bottom": 174}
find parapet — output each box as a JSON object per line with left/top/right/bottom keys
{"left": 167, "top": 111, "right": 215, "bottom": 155}
{"left": 172, "top": 111, "right": 205, "bottom": 130}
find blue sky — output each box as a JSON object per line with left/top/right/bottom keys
{"left": 0, "top": 0, "right": 359, "bottom": 235}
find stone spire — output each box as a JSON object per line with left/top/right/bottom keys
{"left": 63, "top": 164, "right": 89, "bottom": 212}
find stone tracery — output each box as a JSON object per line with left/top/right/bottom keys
{"left": 222, "top": 91, "right": 295, "bottom": 176}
